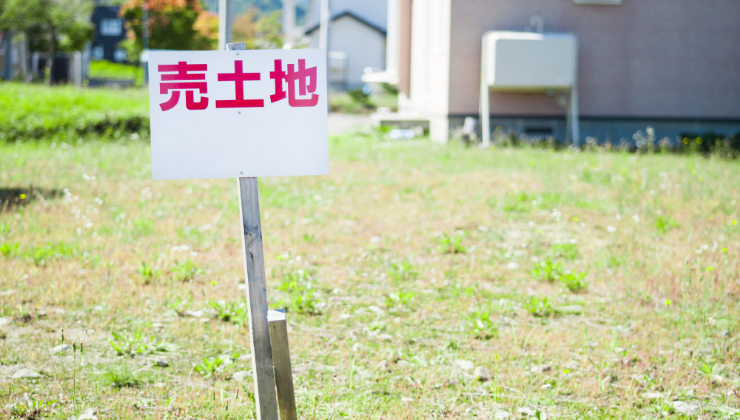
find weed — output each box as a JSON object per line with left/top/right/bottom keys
{"left": 171, "top": 259, "right": 201, "bottom": 282}
{"left": 655, "top": 216, "right": 678, "bottom": 234}
{"left": 279, "top": 269, "right": 321, "bottom": 315}
{"left": 0, "top": 242, "right": 19, "bottom": 257}
{"left": 7, "top": 398, "right": 56, "bottom": 419}
{"left": 194, "top": 356, "right": 232, "bottom": 379}
{"left": 387, "top": 259, "right": 419, "bottom": 283}
{"left": 103, "top": 363, "right": 144, "bottom": 388}
{"left": 109, "top": 330, "right": 148, "bottom": 357}
{"left": 551, "top": 243, "right": 579, "bottom": 260}
{"left": 132, "top": 218, "right": 155, "bottom": 236}
{"left": 525, "top": 297, "right": 555, "bottom": 317}
{"left": 303, "top": 233, "right": 317, "bottom": 243}
{"left": 501, "top": 191, "right": 531, "bottom": 212}
{"left": 467, "top": 306, "right": 498, "bottom": 339}
{"left": 532, "top": 258, "right": 563, "bottom": 282}
{"left": 437, "top": 232, "right": 467, "bottom": 254}
{"left": 209, "top": 300, "right": 248, "bottom": 324}
{"left": 560, "top": 271, "right": 588, "bottom": 293}
{"left": 385, "top": 291, "right": 416, "bottom": 309}
{"left": 698, "top": 361, "right": 721, "bottom": 381}
{"left": 138, "top": 261, "right": 162, "bottom": 285}
{"left": 27, "top": 241, "right": 77, "bottom": 266}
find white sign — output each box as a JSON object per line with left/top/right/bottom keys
{"left": 148, "top": 49, "right": 329, "bottom": 180}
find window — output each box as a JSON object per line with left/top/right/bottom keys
{"left": 100, "top": 19, "right": 123, "bottom": 36}
{"left": 114, "top": 49, "right": 128, "bottom": 62}
{"left": 92, "top": 46, "right": 104, "bottom": 61}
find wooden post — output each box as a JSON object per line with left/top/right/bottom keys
{"left": 268, "top": 310, "right": 298, "bottom": 420}
{"left": 238, "top": 177, "right": 279, "bottom": 420}
{"left": 229, "top": 42, "right": 279, "bottom": 420}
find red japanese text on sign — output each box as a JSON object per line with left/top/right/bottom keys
{"left": 216, "top": 61, "right": 264, "bottom": 108}
{"left": 158, "top": 61, "right": 209, "bottom": 111}
{"left": 157, "top": 58, "right": 319, "bottom": 111}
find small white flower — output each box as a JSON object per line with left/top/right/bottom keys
{"left": 607, "top": 225, "right": 617, "bottom": 233}
{"left": 507, "top": 262, "right": 520, "bottom": 270}
{"left": 616, "top": 214, "right": 622, "bottom": 220}
{"left": 632, "top": 215, "right": 640, "bottom": 223}
{"left": 94, "top": 197, "right": 103, "bottom": 205}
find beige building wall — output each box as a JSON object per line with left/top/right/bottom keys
{"left": 448, "top": 0, "right": 740, "bottom": 120}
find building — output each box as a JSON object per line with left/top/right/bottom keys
{"left": 91, "top": 6, "right": 128, "bottom": 63}
{"left": 379, "top": 0, "right": 740, "bottom": 143}
{"left": 304, "top": 0, "right": 387, "bottom": 90}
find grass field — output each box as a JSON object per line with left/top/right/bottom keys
{"left": 1, "top": 127, "right": 740, "bottom": 419}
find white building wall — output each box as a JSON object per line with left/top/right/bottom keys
{"left": 401, "top": 0, "right": 451, "bottom": 142}
{"left": 308, "top": 15, "right": 386, "bottom": 89}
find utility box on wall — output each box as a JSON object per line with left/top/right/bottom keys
{"left": 483, "top": 31, "right": 577, "bottom": 91}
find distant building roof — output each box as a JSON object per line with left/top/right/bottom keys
{"left": 304, "top": 11, "right": 387, "bottom": 37}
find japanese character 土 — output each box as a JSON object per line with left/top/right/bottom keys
{"left": 158, "top": 61, "right": 209, "bottom": 111}
{"left": 216, "top": 60, "right": 264, "bottom": 108}
{"left": 270, "top": 59, "right": 319, "bottom": 107}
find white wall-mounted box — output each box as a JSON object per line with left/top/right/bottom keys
{"left": 483, "top": 31, "right": 577, "bottom": 91}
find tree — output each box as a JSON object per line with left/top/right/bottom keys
{"left": 232, "top": 6, "right": 281, "bottom": 49}
{"left": 0, "top": 0, "right": 93, "bottom": 83}
{"left": 119, "top": 0, "right": 217, "bottom": 61}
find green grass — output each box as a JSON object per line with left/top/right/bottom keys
{"left": 88, "top": 61, "right": 145, "bottom": 86}
{"left": 1, "top": 99, "right": 740, "bottom": 418}
{"left": 0, "top": 83, "right": 149, "bottom": 142}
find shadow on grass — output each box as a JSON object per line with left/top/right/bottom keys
{"left": 0, "top": 187, "right": 62, "bottom": 211}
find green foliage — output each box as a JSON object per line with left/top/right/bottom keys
{"left": 0, "top": 0, "right": 94, "bottom": 55}
{"left": 171, "top": 259, "right": 201, "bottom": 282}
{"left": 27, "top": 241, "right": 77, "bottom": 266}
{"left": 532, "top": 258, "right": 563, "bottom": 282}
{"left": 208, "top": 300, "right": 248, "bottom": 325}
{"left": 232, "top": 7, "right": 283, "bottom": 49}
{"left": 7, "top": 397, "right": 57, "bottom": 418}
{"left": 120, "top": 0, "right": 217, "bottom": 61}
{"left": 437, "top": 232, "right": 467, "bottom": 254}
{"left": 500, "top": 191, "right": 531, "bottom": 212}
{"left": 525, "top": 297, "right": 555, "bottom": 318}
{"left": 560, "top": 271, "right": 588, "bottom": 293}
{"left": 138, "top": 261, "right": 162, "bottom": 285}
{"left": 88, "top": 61, "right": 145, "bottom": 86}
{"left": 132, "top": 218, "right": 155, "bottom": 236}
{"left": 387, "top": 259, "right": 419, "bottom": 283}
{"left": 194, "top": 355, "right": 236, "bottom": 378}
{"left": 109, "top": 330, "right": 148, "bottom": 356}
{"left": 0, "top": 241, "right": 19, "bottom": 257}
{"left": 302, "top": 233, "right": 317, "bottom": 243}
{"left": 655, "top": 215, "right": 678, "bottom": 235}
{"left": 103, "top": 363, "right": 145, "bottom": 388}
{"left": 0, "top": 84, "right": 149, "bottom": 142}
{"left": 385, "top": 291, "right": 416, "bottom": 309}
{"left": 467, "top": 306, "right": 498, "bottom": 340}
{"left": 551, "top": 243, "right": 579, "bottom": 260}
{"left": 279, "top": 269, "right": 320, "bottom": 315}
{"left": 347, "top": 89, "right": 373, "bottom": 109}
